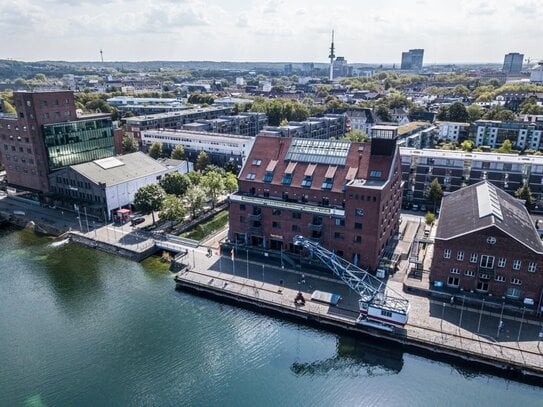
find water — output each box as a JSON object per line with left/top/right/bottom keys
{"left": 0, "top": 226, "right": 542, "bottom": 407}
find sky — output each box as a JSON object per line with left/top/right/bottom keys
{"left": 0, "top": 0, "right": 541, "bottom": 64}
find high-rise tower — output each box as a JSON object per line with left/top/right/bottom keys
{"left": 328, "top": 30, "right": 336, "bottom": 81}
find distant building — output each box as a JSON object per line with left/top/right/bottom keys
{"left": 401, "top": 49, "right": 424, "bottom": 71}
{"left": 530, "top": 61, "right": 543, "bottom": 83}
{"left": 431, "top": 181, "right": 543, "bottom": 303}
{"left": 502, "top": 52, "right": 524, "bottom": 74}
{"left": 228, "top": 130, "right": 403, "bottom": 271}
{"left": 345, "top": 109, "right": 376, "bottom": 135}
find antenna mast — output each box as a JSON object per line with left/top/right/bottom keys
{"left": 328, "top": 30, "right": 335, "bottom": 81}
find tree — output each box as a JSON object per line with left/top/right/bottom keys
{"left": 279, "top": 118, "right": 289, "bottom": 126}
{"left": 436, "top": 105, "right": 449, "bottom": 121}
{"left": 195, "top": 151, "right": 210, "bottom": 171}
{"left": 159, "top": 172, "right": 191, "bottom": 196}
{"left": 497, "top": 139, "right": 513, "bottom": 153}
{"left": 447, "top": 102, "right": 469, "bottom": 123}
{"left": 484, "top": 107, "right": 516, "bottom": 121}
{"left": 201, "top": 170, "right": 224, "bottom": 208}
{"left": 170, "top": 145, "right": 185, "bottom": 160}
{"left": 122, "top": 135, "right": 139, "bottom": 153}
{"left": 149, "top": 142, "right": 163, "bottom": 159}
{"left": 467, "top": 104, "right": 483, "bottom": 122}
{"left": 426, "top": 178, "right": 443, "bottom": 211}
{"left": 187, "top": 171, "right": 202, "bottom": 186}
{"left": 375, "top": 105, "right": 392, "bottom": 122}
{"left": 133, "top": 184, "right": 166, "bottom": 224}
{"left": 515, "top": 182, "right": 535, "bottom": 208}
{"left": 159, "top": 194, "right": 186, "bottom": 223}
{"left": 424, "top": 212, "right": 436, "bottom": 225}
{"left": 34, "top": 73, "right": 47, "bottom": 82}
{"left": 224, "top": 160, "right": 239, "bottom": 175}
{"left": 343, "top": 129, "right": 368, "bottom": 142}
{"left": 185, "top": 185, "right": 206, "bottom": 219}
{"left": 224, "top": 172, "right": 238, "bottom": 193}
{"left": 460, "top": 140, "right": 474, "bottom": 152}
{"left": 2, "top": 99, "right": 16, "bottom": 114}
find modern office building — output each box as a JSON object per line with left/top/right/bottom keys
{"left": 502, "top": 52, "right": 524, "bottom": 74}
{"left": 431, "top": 181, "right": 543, "bottom": 303}
{"left": 399, "top": 147, "right": 543, "bottom": 211}
{"left": 0, "top": 91, "right": 116, "bottom": 194}
{"left": 228, "top": 130, "right": 403, "bottom": 271}
{"left": 401, "top": 49, "right": 424, "bottom": 71}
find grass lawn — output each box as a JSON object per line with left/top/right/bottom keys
{"left": 181, "top": 210, "right": 228, "bottom": 241}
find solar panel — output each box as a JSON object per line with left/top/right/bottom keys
{"left": 285, "top": 138, "right": 350, "bottom": 165}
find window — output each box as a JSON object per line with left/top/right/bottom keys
{"left": 292, "top": 212, "right": 301, "bottom": 219}
{"left": 457, "top": 251, "right": 464, "bottom": 261}
{"left": 301, "top": 175, "right": 312, "bottom": 187}
{"left": 476, "top": 281, "right": 489, "bottom": 292}
{"left": 252, "top": 159, "right": 262, "bottom": 166}
{"left": 292, "top": 224, "right": 300, "bottom": 232}
{"left": 321, "top": 178, "right": 333, "bottom": 190}
{"left": 239, "top": 204, "right": 246, "bottom": 211}
{"left": 506, "top": 287, "right": 521, "bottom": 299}
{"left": 355, "top": 236, "right": 362, "bottom": 243}
{"left": 447, "top": 276, "right": 459, "bottom": 287}
{"left": 528, "top": 262, "right": 537, "bottom": 273}
{"left": 511, "top": 278, "right": 522, "bottom": 285}
{"left": 281, "top": 174, "right": 292, "bottom": 185}
{"left": 335, "top": 218, "right": 345, "bottom": 227}
{"left": 355, "top": 208, "right": 364, "bottom": 216}
{"left": 486, "top": 236, "right": 496, "bottom": 244}
{"left": 381, "top": 310, "right": 392, "bottom": 318}
{"left": 443, "top": 249, "right": 451, "bottom": 259}
{"left": 470, "top": 253, "right": 478, "bottom": 263}
{"left": 497, "top": 258, "right": 506, "bottom": 268}
{"left": 354, "top": 222, "right": 363, "bottom": 230}
{"left": 465, "top": 270, "right": 475, "bottom": 277}
{"left": 370, "top": 170, "right": 382, "bottom": 178}
{"left": 246, "top": 173, "right": 256, "bottom": 180}
{"left": 450, "top": 268, "right": 460, "bottom": 274}
{"left": 480, "top": 255, "right": 494, "bottom": 269}
{"left": 272, "top": 209, "right": 281, "bottom": 216}
{"left": 512, "top": 260, "right": 521, "bottom": 270}
{"left": 334, "top": 232, "right": 344, "bottom": 239}
{"left": 263, "top": 171, "right": 273, "bottom": 183}
{"left": 272, "top": 221, "right": 281, "bottom": 229}
{"left": 495, "top": 275, "right": 505, "bottom": 283}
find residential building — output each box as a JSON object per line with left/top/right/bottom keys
{"left": 436, "top": 121, "right": 471, "bottom": 142}
{"left": 259, "top": 114, "right": 348, "bottom": 139}
{"left": 0, "top": 91, "right": 116, "bottom": 194}
{"left": 401, "top": 49, "right": 424, "bottom": 71}
{"left": 141, "top": 129, "right": 254, "bottom": 168}
{"left": 48, "top": 152, "right": 191, "bottom": 220}
{"left": 400, "top": 147, "right": 543, "bottom": 211}
{"left": 471, "top": 120, "right": 543, "bottom": 150}
{"left": 502, "top": 52, "right": 524, "bottom": 74}
{"left": 181, "top": 113, "right": 267, "bottom": 137}
{"left": 228, "top": 130, "right": 403, "bottom": 271}
{"left": 345, "top": 109, "right": 375, "bottom": 135}
{"left": 431, "top": 181, "right": 543, "bottom": 303}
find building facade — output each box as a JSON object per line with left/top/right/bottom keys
{"left": 401, "top": 49, "right": 424, "bottom": 71}
{"left": 228, "top": 133, "right": 403, "bottom": 271}
{"left": 431, "top": 181, "right": 543, "bottom": 304}
{"left": 471, "top": 120, "right": 543, "bottom": 150}
{"left": 502, "top": 52, "right": 524, "bottom": 74}
{"left": 436, "top": 121, "right": 470, "bottom": 142}
{"left": 259, "top": 114, "right": 348, "bottom": 139}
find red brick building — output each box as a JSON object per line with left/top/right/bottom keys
{"left": 431, "top": 181, "right": 543, "bottom": 304}
{"left": 228, "top": 133, "right": 403, "bottom": 271}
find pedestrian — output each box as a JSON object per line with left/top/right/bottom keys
{"left": 301, "top": 274, "right": 306, "bottom": 284}
{"left": 450, "top": 296, "right": 455, "bottom": 305}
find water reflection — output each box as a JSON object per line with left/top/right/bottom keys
{"left": 291, "top": 336, "right": 403, "bottom": 377}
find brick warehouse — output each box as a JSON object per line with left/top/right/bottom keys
{"left": 431, "top": 181, "right": 543, "bottom": 305}
{"left": 228, "top": 130, "right": 403, "bottom": 271}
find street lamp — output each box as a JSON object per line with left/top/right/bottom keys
{"left": 477, "top": 299, "right": 485, "bottom": 333}
{"left": 441, "top": 302, "right": 446, "bottom": 331}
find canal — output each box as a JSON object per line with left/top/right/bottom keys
{"left": 0, "top": 227, "right": 542, "bottom": 406}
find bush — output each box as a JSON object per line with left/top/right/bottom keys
{"left": 425, "top": 212, "right": 435, "bottom": 225}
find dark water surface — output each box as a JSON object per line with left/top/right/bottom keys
{"left": 0, "top": 227, "right": 542, "bottom": 407}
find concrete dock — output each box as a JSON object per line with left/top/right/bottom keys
{"left": 175, "top": 266, "right": 543, "bottom": 383}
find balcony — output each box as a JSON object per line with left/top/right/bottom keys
{"left": 247, "top": 213, "right": 262, "bottom": 221}
{"left": 307, "top": 222, "right": 324, "bottom": 232}
{"left": 248, "top": 225, "right": 262, "bottom": 234}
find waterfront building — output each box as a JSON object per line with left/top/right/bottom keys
{"left": 401, "top": 49, "right": 424, "bottom": 71}
{"left": 141, "top": 129, "right": 254, "bottom": 168}
{"left": 48, "top": 152, "right": 191, "bottom": 220}
{"left": 502, "top": 52, "right": 524, "bottom": 74}
{"left": 0, "top": 91, "right": 117, "bottom": 194}
{"left": 228, "top": 130, "right": 403, "bottom": 271}
{"left": 431, "top": 181, "right": 543, "bottom": 304}
{"left": 399, "top": 147, "right": 543, "bottom": 211}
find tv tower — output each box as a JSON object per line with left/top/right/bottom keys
{"left": 100, "top": 49, "right": 104, "bottom": 63}
{"left": 328, "top": 30, "right": 336, "bottom": 81}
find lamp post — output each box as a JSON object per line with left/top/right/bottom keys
{"left": 477, "top": 299, "right": 485, "bottom": 333}
{"left": 517, "top": 307, "right": 526, "bottom": 342}
{"left": 459, "top": 295, "right": 465, "bottom": 328}
{"left": 497, "top": 302, "right": 505, "bottom": 338}
{"left": 441, "top": 302, "right": 446, "bottom": 331}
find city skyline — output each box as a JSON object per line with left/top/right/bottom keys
{"left": 0, "top": 0, "right": 541, "bottom": 64}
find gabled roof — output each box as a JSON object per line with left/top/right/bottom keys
{"left": 435, "top": 180, "right": 543, "bottom": 254}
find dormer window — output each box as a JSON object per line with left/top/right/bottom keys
{"left": 322, "top": 177, "right": 333, "bottom": 190}
{"left": 301, "top": 175, "right": 312, "bottom": 187}
{"left": 252, "top": 159, "right": 262, "bottom": 166}
{"left": 281, "top": 173, "right": 293, "bottom": 185}
{"left": 263, "top": 171, "right": 273, "bottom": 183}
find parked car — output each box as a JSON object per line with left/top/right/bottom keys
{"left": 411, "top": 204, "right": 419, "bottom": 211}
{"left": 420, "top": 204, "right": 427, "bottom": 212}
{"left": 131, "top": 216, "right": 145, "bottom": 226}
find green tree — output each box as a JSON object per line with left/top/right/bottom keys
{"left": 224, "top": 172, "right": 238, "bottom": 193}
{"left": 519, "top": 97, "right": 543, "bottom": 115}
{"left": 34, "top": 73, "right": 47, "bottom": 82}
{"left": 343, "top": 129, "right": 368, "bottom": 142}
{"left": 187, "top": 171, "right": 202, "bottom": 186}
{"left": 201, "top": 170, "right": 224, "bottom": 208}
{"left": 224, "top": 160, "right": 239, "bottom": 175}
{"left": 170, "top": 145, "right": 185, "bottom": 160}
{"left": 185, "top": 185, "right": 206, "bottom": 219}
{"left": 424, "top": 212, "right": 436, "bottom": 225}
{"left": 447, "top": 102, "right": 469, "bottom": 123}
{"left": 195, "top": 151, "right": 210, "bottom": 172}
{"left": 375, "top": 105, "right": 392, "bottom": 122}
{"left": 159, "top": 172, "right": 191, "bottom": 196}
{"left": 133, "top": 184, "right": 166, "bottom": 224}
{"left": 460, "top": 140, "right": 474, "bottom": 152}
{"left": 149, "top": 142, "right": 163, "bottom": 159}
{"left": 484, "top": 107, "right": 516, "bottom": 121}
{"left": 467, "top": 104, "right": 483, "bottom": 122}
{"left": 497, "top": 139, "right": 513, "bottom": 153}
{"left": 159, "top": 194, "right": 186, "bottom": 223}
{"left": 122, "top": 135, "right": 139, "bottom": 153}
{"left": 426, "top": 178, "right": 443, "bottom": 211}
{"left": 515, "top": 182, "right": 535, "bottom": 208}
{"left": 279, "top": 118, "right": 289, "bottom": 126}
{"left": 436, "top": 105, "right": 449, "bottom": 121}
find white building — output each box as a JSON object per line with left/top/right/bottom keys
{"left": 473, "top": 120, "right": 543, "bottom": 150}
{"left": 436, "top": 121, "right": 471, "bottom": 142}
{"left": 530, "top": 61, "right": 543, "bottom": 84}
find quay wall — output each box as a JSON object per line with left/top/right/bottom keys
{"left": 69, "top": 233, "right": 158, "bottom": 262}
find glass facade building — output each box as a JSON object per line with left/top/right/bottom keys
{"left": 44, "top": 118, "right": 115, "bottom": 171}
